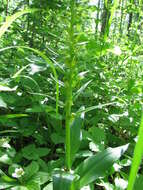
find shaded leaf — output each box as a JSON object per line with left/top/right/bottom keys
{"left": 23, "top": 161, "right": 39, "bottom": 181}
{"left": 0, "top": 96, "right": 7, "bottom": 108}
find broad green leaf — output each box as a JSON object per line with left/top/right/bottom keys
{"left": 22, "top": 144, "right": 38, "bottom": 160}
{"left": 22, "top": 144, "right": 50, "bottom": 160}
{"left": 23, "top": 161, "right": 39, "bottom": 181}
{"left": 53, "top": 171, "right": 75, "bottom": 190}
{"left": 75, "top": 144, "right": 129, "bottom": 188}
{"left": 36, "top": 148, "right": 50, "bottom": 157}
{"left": 127, "top": 114, "right": 143, "bottom": 190}
{"left": 70, "top": 111, "right": 84, "bottom": 166}
{"left": 0, "top": 9, "right": 36, "bottom": 39}
{"left": 47, "top": 158, "right": 64, "bottom": 173}
{"left": 30, "top": 172, "right": 50, "bottom": 185}
{"left": 0, "top": 179, "right": 15, "bottom": 189}
{"left": 26, "top": 181, "right": 40, "bottom": 190}
{"left": 51, "top": 133, "right": 64, "bottom": 144}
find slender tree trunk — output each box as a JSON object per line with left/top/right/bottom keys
{"left": 6, "top": 0, "right": 9, "bottom": 16}
{"left": 127, "top": 12, "right": 133, "bottom": 36}
{"left": 127, "top": 0, "right": 134, "bottom": 36}
{"left": 101, "top": 0, "right": 111, "bottom": 36}
{"left": 95, "top": 0, "right": 101, "bottom": 34}
{"left": 119, "top": 0, "right": 124, "bottom": 36}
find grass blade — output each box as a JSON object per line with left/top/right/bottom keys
{"left": 127, "top": 114, "right": 143, "bottom": 190}
{"left": 0, "top": 9, "right": 36, "bottom": 39}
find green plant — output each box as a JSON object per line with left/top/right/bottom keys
{"left": 127, "top": 113, "right": 143, "bottom": 190}
{"left": 0, "top": 0, "right": 143, "bottom": 189}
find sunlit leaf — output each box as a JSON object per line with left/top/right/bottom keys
{"left": 75, "top": 144, "right": 129, "bottom": 188}
{"left": 0, "top": 9, "right": 36, "bottom": 39}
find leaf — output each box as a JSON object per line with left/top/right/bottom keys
{"left": 0, "top": 96, "right": 7, "bottom": 108}
{"left": 88, "top": 127, "right": 106, "bottom": 144}
{"left": 0, "top": 9, "right": 36, "bottom": 39}
{"left": 53, "top": 171, "right": 75, "bottom": 190}
{"left": 127, "top": 114, "right": 143, "bottom": 190}
{"left": 23, "top": 161, "right": 39, "bottom": 181}
{"left": 70, "top": 108, "right": 85, "bottom": 166}
{"left": 0, "top": 85, "right": 17, "bottom": 92}
{"left": 26, "top": 181, "right": 40, "bottom": 190}
{"left": 10, "top": 186, "right": 28, "bottom": 190}
{"left": 12, "top": 65, "right": 29, "bottom": 79}
{"left": 28, "top": 63, "right": 46, "bottom": 75}
{"left": 22, "top": 144, "right": 50, "bottom": 160}
{"left": 0, "top": 179, "right": 15, "bottom": 189}
{"left": 51, "top": 133, "right": 64, "bottom": 144}
{"left": 76, "top": 102, "right": 116, "bottom": 115}
{"left": 25, "top": 105, "right": 45, "bottom": 113}
{"left": 74, "top": 80, "right": 92, "bottom": 101}
{"left": 133, "top": 175, "right": 143, "bottom": 190}
{"left": 22, "top": 144, "right": 38, "bottom": 160}
{"left": 36, "top": 148, "right": 50, "bottom": 157}
{"left": 0, "top": 114, "right": 28, "bottom": 121}
{"left": 75, "top": 144, "right": 129, "bottom": 188}
{"left": 43, "top": 183, "right": 53, "bottom": 190}
{"left": 30, "top": 172, "right": 50, "bottom": 185}
{"left": 0, "top": 152, "right": 12, "bottom": 165}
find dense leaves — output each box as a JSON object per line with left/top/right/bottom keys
{"left": 0, "top": 0, "right": 143, "bottom": 189}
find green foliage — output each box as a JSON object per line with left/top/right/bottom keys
{"left": 75, "top": 144, "right": 129, "bottom": 188}
{"left": 127, "top": 114, "right": 143, "bottom": 190}
{"left": 0, "top": 0, "right": 142, "bottom": 189}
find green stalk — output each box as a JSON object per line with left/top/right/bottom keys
{"left": 65, "top": 0, "right": 76, "bottom": 170}
{"left": 127, "top": 113, "right": 143, "bottom": 190}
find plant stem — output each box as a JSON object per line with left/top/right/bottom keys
{"left": 65, "top": 0, "right": 76, "bottom": 170}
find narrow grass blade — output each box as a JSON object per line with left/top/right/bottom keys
{"left": 0, "top": 114, "right": 28, "bottom": 120}
{"left": 127, "top": 114, "right": 143, "bottom": 190}
{"left": 0, "top": 9, "right": 36, "bottom": 39}
{"left": 12, "top": 65, "right": 29, "bottom": 78}
{"left": 74, "top": 80, "right": 92, "bottom": 101}
{"left": 76, "top": 102, "right": 117, "bottom": 115}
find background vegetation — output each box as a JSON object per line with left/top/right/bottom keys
{"left": 0, "top": 0, "right": 143, "bottom": 189}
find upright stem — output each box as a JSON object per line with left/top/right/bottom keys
{"left": 65, "top": 0, "right": 76, "bottom": 170}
